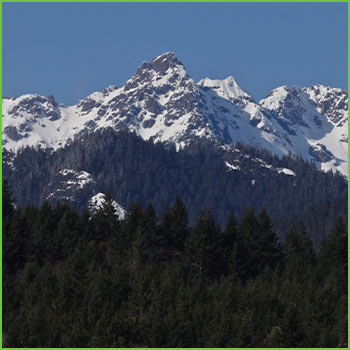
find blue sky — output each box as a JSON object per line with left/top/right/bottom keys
{"left": 3, "top": 2, "right": 348, "bottom": 105}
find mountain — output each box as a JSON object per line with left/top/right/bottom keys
{"left": 2, "top": 52, "right": 348, "bottom": 176}
{"left": 259, "top": 84, "right": 348, "bottom": 175}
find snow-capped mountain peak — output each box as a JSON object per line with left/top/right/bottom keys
{"left": 124, "top": 51, "right": 189, "bottom": 92}
{"left": 2, "top": 52, "right": 347, "bottom": 176}
{"left": 259, "top": 83, "right": 348, "bottom": 176}
{"left": 197, "top": 76, "right": 252, "bottom": 102}
{"left": 305, "top": 84, "right": 348, "bottom": 125}
{"left": 151, "top": 51, "right": 185, "bottom": 68}
{"left": 259, "top": 85, "right": 304, "bottom": 110}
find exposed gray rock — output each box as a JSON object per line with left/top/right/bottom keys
{"left": 4, "top": 126, "right": 21, "bottom": 141}
{"left": 79, "top": 99, "right": 101, "bottom": 112}
{"left": 145, "top": 97, "right": 162, "bottom": 114}
{"left": 142, "top": 119, "right": 155, "bottom": 129}
{"left": 309, "top": 144, "right": 334, "bottom": 162}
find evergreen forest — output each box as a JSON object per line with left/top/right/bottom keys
{"left": 3, "top": 129, "right": 348, "bottom": 246}
{"left": 3, "top": 181, "right": 347, "bottom": 348}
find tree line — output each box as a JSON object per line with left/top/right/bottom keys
{"left": 3, "top": 180, "right": 347, "bottom": 347}
{"left": 3, "top": 129, "right": 347, "bottom": 245}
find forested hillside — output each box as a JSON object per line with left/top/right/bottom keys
{"left": 3, "top": 129, "right": 347, "bottom": 245}
{"left": 3, "top": 182, "right": 347, "bottom": 347}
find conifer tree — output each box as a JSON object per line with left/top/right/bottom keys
{"left": 256, "top": 208, "right": 282, "bottom": 270}
{"left": 3, "top": 179, "right": 15, "bottom": 220}
{"left": 221, "top": 212, "right": 238, "bottom": 275}
{"left": 3, "top": 210, "right": 28, "bottom": 274}
{"left": 123, "top": 203, "right": 143, "bottom": 268}
{"left": 236, "top": 207, "right": 261, "bottom": 281}
{"left": 283, "top": 222, "right": 316, "bottom": 283}
{"left": 186, "top": 210, "right": 221, "bottom": 277}
{"left": 139, "top": 202, "right": 160, "bottom": 263}
{"left": 31, "top": 200, "right": 55, "bottom": 265}
{"left": 314, "top": 219, "right": 348, "bottom": 347}
{"left": 92, "top": 193, "right": 120, "bottom": 243}
{"left": 159, "top": 196, "right": 189, "bottom": 259}
{"left": 318, "top": 217, "right": 347, "bottom": 288}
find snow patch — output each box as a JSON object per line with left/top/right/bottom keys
{"left": 88, "top": 193, "right": 126, "bottom": 219}
{"left": 276, "top": 168, "right": 296, "bottom": 176}
{"left": 198, "top": 76, "right": 251, "bottom": 100}
{"left": 225, "top": 161, "right": 240, "bottom": 171}
{"left": 59, "top": 169, "right": 93, "bottom": 189}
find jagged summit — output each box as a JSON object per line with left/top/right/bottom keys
{"left": 2, "top": 52, "right": 348, "bottom": 176}
{"left": 260, "top": 83, "right": 348, "bottom": 125}
{"left": 135, "top": 52, "right": 186, "bottom": 78}
{"left": 152, "top": 51, "right": 184, "bottom": 65}
{"left": 198, "top": 76, "right": 253, "bottom": 102}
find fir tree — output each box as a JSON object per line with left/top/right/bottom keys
{"left": 256, "top": 208, "right": 282, "bottom": 271}
{"left": 185, "top": 210, "right": 221, "bottom": 277}
{"left": 159, "top": 196, "right": 189, "bottom": 259}
{"left": 92, "top": 193, "right": 120, "bottom": 243}
{"left": 221, "top": 212, "right": 238, "bottom": 275}
{"left": 3, "top": 179, "right": 15, "bottom": 220}
{"left": 283, "top": 222, "right": 316, "bottom": 283}
{"left": 236, "top": 207, "right": 261, "bottom": 281}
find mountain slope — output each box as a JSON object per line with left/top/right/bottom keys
{"left": 3, "top": 129, "right": 347, "bottom": 245}
{"left": 260, "top": 84, "right": 348, "bottom": 175}
{"left": 2, "top": 52, "right": 347, "bottom": 176}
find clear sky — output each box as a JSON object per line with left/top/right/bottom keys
{"left": 3, "top": 2, "right": 348, "bottom": 106}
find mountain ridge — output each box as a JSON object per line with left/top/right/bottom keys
{"left": 2, "top": 52, "right": 348, "bottom": 176}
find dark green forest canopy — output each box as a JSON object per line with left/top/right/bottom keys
{"left": 3, "top": 129, "right": 347, "bottom": 245}
{"left": 3, "top": 183, "right": 348, "bottom": 348}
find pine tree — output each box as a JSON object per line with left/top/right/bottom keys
{"left": 159, "top": 196, "right": 189, "bottom": 260}
{"left": 283, "top": 222, "right": 316, "bottom": 283}
{"left": 314, "top": 218, "right": 348, "bottom": 347}
{"left": 51, "top": 207, "right": 79, "bottom": 262}
{"left": 139, "top": 202, "right": 160, "bottom": 263}
{"left": 92, "top": 193, "right": 120, "bottom": 243}
{"left": 123, "top": 202, "right": 159, "bottom": 268}
{"left": 256, "top": 208, "right": 282, "bottom": 271}
{"left": 318, "top": 217, "right": 347, "bottom": 288}
{"left": 221, "top": 212, "right": 238, "bottom": 275}
{"left": 123, "top": 203, "right": 143, "bottom": 269}
{"left": 185, "top": 210, "right": 221, "bottom": 277}
{"left": 3, "top": 179, "right": 15, "bottom": 220}
{"left": 236, "top": 207, "right": 261, "bottom": 281}
{"left": 31, "top": 200, "right": 55, "bottom": 265}
{"left": 3, "top": 210, "right": 28, "bottom": 274}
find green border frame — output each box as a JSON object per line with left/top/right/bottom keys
{"left": 0, "top": 1, "right": 348, "bottom": 350}
{"left": 0, "top": 0, "right": 349, "bottom": 2}
{"left": 1, "top": 1, "right": 3, "bottom": 349}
